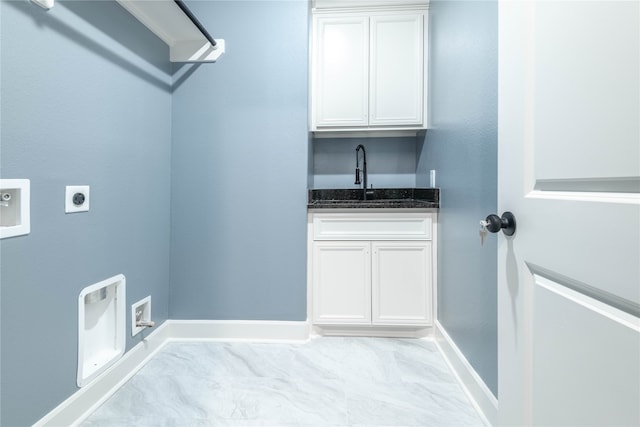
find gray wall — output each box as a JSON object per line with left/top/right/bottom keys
{"left": 0, "top": 0, "right": 498, "bottom": 424}
{"left": 418, "top": 0, "right": 498, "bottom": 395}
{"left": 169, "top": 1, "right": 309, "bottom": 320}
{"left": 0, "top": 1, "right": 172, "bottom": 425}
{"left": 311, "top": 137, "right": 418, "bottom": 189}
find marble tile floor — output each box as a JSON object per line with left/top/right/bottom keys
{"left": 81, "top": 337, "right": 485, "bottom": 427}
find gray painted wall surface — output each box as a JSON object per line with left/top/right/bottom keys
{"left": 0, "top": 2, "right": 172, "bottom": 425}
{"left": 311, "top": 137, "right": 418, "bottom": 189}
{"left": 169, "top": 1, "right": 309, "bottom": 320}
{"left": 418, "top": 0, "right": 498, "bottom": 395}
{"left": 0, "top": 0, "right": 497, "bottom": 423}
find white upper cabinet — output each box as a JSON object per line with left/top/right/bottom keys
{"left": 311, "top": 5, "right": 427, "bottom": 134}
{"left": 314, "top": 16, "right": 370, "bottom": 127}
{"left": 369, "top": 14, "right": 423, "bottom": 126}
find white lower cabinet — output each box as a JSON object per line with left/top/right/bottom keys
{"left": 309, "top": 212, "right": 435, "bottom": 332}
{"left": 372, "top": 241, "right": 431, "bottom": 325}
{"left": 312, "top": 241, "right": 371, "bottom": 325}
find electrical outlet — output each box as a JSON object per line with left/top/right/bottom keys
{"left": 65, "top": 185, "right": 90, "bottom": 213}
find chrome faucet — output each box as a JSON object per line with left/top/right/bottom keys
{"left": 355, "top": 144, "right": 374, "bottom": 200}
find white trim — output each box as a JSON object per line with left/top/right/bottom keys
{"left": 313, "top": 1, "right": 429, "bottom": 13}
{"left": 167, "top": 319, "right": 311, "bottom": 343}
{"left": 526, "top": 189, "right": 640, "bottom": 205}
{"left": 36, "top": 320, "right": 310, "bottom": 426}
{"left": 37, "top": 319, "right": 496, "bottom": 426}
{"left": 312, "top": 129, "right": 425, "bottom": 138}
{"left": 35, "top": 322, "right": 171, "bottom": 427}
{"left": 434, "top": 320, "right": 497, "bottom": 427}
{"left": 314, "top": 324, "right": 431, "bottom": 338}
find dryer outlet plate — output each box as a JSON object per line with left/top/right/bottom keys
{"left": 66, "top": 185, "right": 90, "bottom": 213}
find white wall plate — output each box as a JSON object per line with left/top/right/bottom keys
{"left": 0, "top": 179, "right": 31, "bottom": 239}
{"left": 131, "top": 296, "right": 152, "bottom": 336}
{"left": 66, "top": 185, "right": 90, "bottom": 213}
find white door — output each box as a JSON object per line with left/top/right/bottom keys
{"left": 369, "top": 13, "right": 424, "bottom": 126}
{"left": 313, "top": 15, "right": 369, "bottom": 128}
{"left": 498, "top": 2, "right": 640, "bottom": 426}
{"left": 371, "top": 241, "right": 431, "bottom": 325}
{"left": 312, "top": 241, "right": 371, "bottom": 325}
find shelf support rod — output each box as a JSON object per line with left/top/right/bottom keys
{"left": 174, "top": 0, "right": 217, "bottom": 48}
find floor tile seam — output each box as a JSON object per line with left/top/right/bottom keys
{"left": 84, "top": 416, "right": 353, "bottom": 426}
{"left": 396, "top": 377, "right": 461, "bottom": 386}
{"left": 341, "top": 378, "right": 458, "bottom": 388}
{"left": 135, "top": 371, "right": 346, "bottom": 382}
{"left": 417, "top": 385, "right": 480, "bottom": 416}
{"left": 81, "top": 338, "right": 483, "bottom": 427}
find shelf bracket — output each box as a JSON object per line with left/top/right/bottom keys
{"left": 116, "top": 0, "right": 225, "bottom": 63}
{"left": 31, "top": 0, "right": 54, "bottom": 10}
{"left": 31, "top": 0, "right": 224, "bottom": 62}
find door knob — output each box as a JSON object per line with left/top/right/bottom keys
{"left": 481, "top": 212, "right": 516, "bottom": 236}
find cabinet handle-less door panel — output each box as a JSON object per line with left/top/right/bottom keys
{"left": 371, "top": 241, "right": 432, "bottom": 325}
{"left": 314, "top": 16, "right": 369, "bottom": 127}
{"left": 312, "top": 241, "right": 371, "bottom": 324}
{"left": 369, "top": 14, "right": 424, "bottom": 126}
{"left": 313, "top": 214, "right": 431, "bottom": 241}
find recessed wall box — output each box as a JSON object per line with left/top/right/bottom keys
{"left": 77, "top": 274, "right": 126, "bottom": 387}
{"left": 0, "top": 179, "right": 31, "bottom": 239}
{"left": 131, "top": 296, "right": 153, "bottom": 336}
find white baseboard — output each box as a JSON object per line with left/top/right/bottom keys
{"left": 36, "top": 319, "right": 496, "bottom": 426}
{"left": 35, "top": 321, "right": 172, "bottom": 427}
{"left": 313, "top": 324, "right": 432, "bottom": 338}
{"left": 434, "top": 320, "right": 498, "bottom": 426}
{"left": 35, "top": 320, "right": 310, "bottom": 426}
{"left": 167, "top": 319, "right": 311, "bottom": 342}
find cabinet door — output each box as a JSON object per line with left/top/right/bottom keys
{"left": 371, "top": 241, "right": 432, "bottom": 325}
{"left": 312, "top": 241, "right": 371, "bottom": 324}
{"left": 369, "top": 13, "right": 424, "bottom": 126}
{"left": 313, "top": 15, "right": 369, "bottom": 127}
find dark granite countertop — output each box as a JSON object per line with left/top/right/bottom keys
{"left": 308, "top": 188, "right": 439, "bottom": 209}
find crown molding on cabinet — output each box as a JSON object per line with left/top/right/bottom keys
{"left": 313, "top": 0, "right": 429, "bottom": 11}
